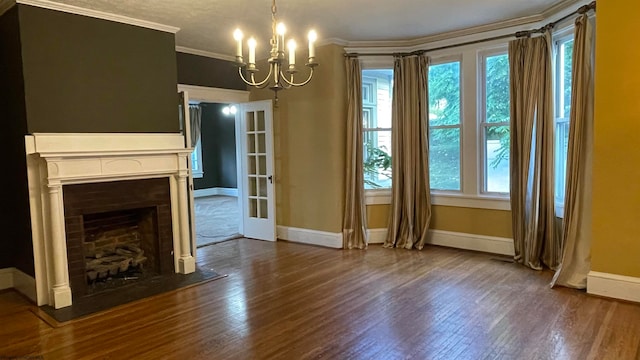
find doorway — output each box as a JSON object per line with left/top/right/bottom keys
{"left": 179, "top": 85, "right": 276, "bottom": 254}
{"left": 191, "top": 102, "right": 241, "bottom": 247}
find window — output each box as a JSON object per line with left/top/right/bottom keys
{"left": 428, "top": 60, "right": 462, "bottom": 191}
{"left": 554, "top": 36, "right": 574, "bottom": 212}
{"left": 191, "top": 138, "right": 204, "bottom": 178}
{"left": 480, "top": 52, "right": 510, "bottom": 194}
{"left": 362, "top": 69, "right": 393, "bottom": 189}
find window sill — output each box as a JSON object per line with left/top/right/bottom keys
{"left": 365, "top": 189, "right": 511, "bottom": 211}
{"left": 193, "top": 171, "right": 204, "bottom": 179}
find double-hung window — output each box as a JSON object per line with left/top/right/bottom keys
{"left": 479, "top": 51, "right": 510, "bottom": 194}
{"left": 428, "top": 59, "right": 462, "bottom": 191}
{"left": 554, "top": 35, "right": 574, "bottom": 215}
{"left": 362, "top": 69, "right": 393, "bottom": 189}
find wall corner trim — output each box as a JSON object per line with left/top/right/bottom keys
{"left": 16, "top": 0, "right": 180, "bottom": 33}
{"left": 277, "top": 226, "right": 342, "bottom": 249}
{"left": 587, "top": 271, "right": 640, "bottom": 304}
{"left": 0, "top": 268, "right": 37, "bottom": 303}
{"left": 367, "top": 228, "right": 515, "bottom": 256}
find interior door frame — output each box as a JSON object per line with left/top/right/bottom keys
{"left": 177, "top": 84, "right": 250, "bottom": 245}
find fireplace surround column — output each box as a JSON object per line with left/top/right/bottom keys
{"left": 47, "top": 182, "right": 73, "bottom": 309}
{"left": 176, "top": 172, "right": 195, "bottom": 274}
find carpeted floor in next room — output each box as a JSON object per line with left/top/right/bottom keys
{"left": 194, "top": 195, "right": 241, "bottom": 247}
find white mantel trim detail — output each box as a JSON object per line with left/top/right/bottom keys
{"left": 15, "top": 0, "right": 180, "bottom": 33}
{"left": 26, "top": 133, "right": 195, "bottom": 309}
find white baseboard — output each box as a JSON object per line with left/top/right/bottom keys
{"left": 367, "top": 228, "right": 515, "bottom": 256}
{"left": 587, "top": 271, "right": 640, "bottom": 303}
{"left": 0, "top": 268, "right": 37, "bottom": 302}
{"left": 194, "top": 187, "right": 238, "bottom": 198}
{"left": 0, "top": 268, "right": 13, "bottom": 290}
{"left": 277, "top": 226, "right": 342, "bottom": 249}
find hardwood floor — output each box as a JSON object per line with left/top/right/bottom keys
{"left": 1, "top": 239, "right": 639, "bottom": 359}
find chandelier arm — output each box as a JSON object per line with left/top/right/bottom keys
{"left": 279, "top": 67, "right": 315, "bottom": 87}
{"left": 237, "top": 66, "right": 273, "bottom": 88}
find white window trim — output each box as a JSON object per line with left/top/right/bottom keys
{"left": 192, "top": 138, "right": 204, "bottom": 178}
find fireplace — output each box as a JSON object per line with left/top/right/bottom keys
{"left": 25, "top": 133, "right": 196, "bottom": 309}
{"left": 64, "top": 179, "right": 175, "bottom": 297}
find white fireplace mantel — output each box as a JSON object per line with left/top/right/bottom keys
{"left": 25, "top": 133, "right": 196, "bottom": 309}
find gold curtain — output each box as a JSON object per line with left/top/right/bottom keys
{"left": 508, "top": 33, "right": 559, "bottom": 270}
{"left": 383, "top": 54, "right": 432, "bottom": 250}
{"left": 342, "top": 57, "right": 368, "bottom": 249}
{"left": 552, "top": 14, "right": 595, "bottom": 288}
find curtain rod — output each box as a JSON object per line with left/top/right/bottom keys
{"left": 344, "top": 1, "right": 596, "bottom": 58}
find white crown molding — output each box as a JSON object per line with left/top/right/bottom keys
{"left": 542, "top": 0, "right": 583, "bottom": 20}
{"left": 344, "top": 0, "right": 590, "bottom": 53}
{"left": 176, "top": 46, "right": 235, "bottom": 62}
{"left": 0, "top": 0, "right": 15, "bottom": 16}
{"left": 345, "top": 13, "right": 541, "bottom": 50}
{"left": 16, "top": 0, "right": 180, "bottom": 33}
{"left": 318, "top": 37, "right": 349, "bottom": 47}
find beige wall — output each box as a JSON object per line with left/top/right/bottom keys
{"left": 250, "top": 44, "right": 347, "bottom": 233}
{"left": 367, "top": 204, "right": 512, "bottom": 238}
{"left": 591, "top": 0, "right": 640, "bottom": 277}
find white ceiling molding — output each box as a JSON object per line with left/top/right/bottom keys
{"left": 345, "top": 13, "right": 542, "bottom": 49}
{"left": 16, "top": 0, "right": 180, "bottom": 33}
{"left": 318, "top": 38, "right": 350, "bottom": 47}
{"left": 0, "top": 0, "right": 15, "bottom": 16}
{"left": 175, "top": 46, "right": 235, "bottom": 62}
{"left": 345, "top": 0, "right": 591, "bottom": 54}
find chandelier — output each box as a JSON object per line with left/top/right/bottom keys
{"left": 232, "top": 0, "right": 318, "bottom": 100}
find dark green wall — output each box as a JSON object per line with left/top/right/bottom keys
{"left": 18, "top": 5, "right": 180, "bottom": 133}
{"left": 194, "top": 103, "right": 238, "bottom": 190}
{"left": 176, "top": 52, "right": 247, "bottom": 90}
{"left": 0, "top": 6, "right": 33, "bottom": 275}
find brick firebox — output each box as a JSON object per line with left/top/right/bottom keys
{"left": 63, "top": 178, "right": 174, "bottom": 297}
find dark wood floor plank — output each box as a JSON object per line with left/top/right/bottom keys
{"left": 0, "top": 239, "right": 639, "bottom": 359}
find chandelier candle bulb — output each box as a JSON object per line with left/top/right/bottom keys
{"left": 276, "top": 22, "right": 286, "bottom": 53}
{"left": 248, "top": 37, "right": 256, "bottom": 65}
{"left": 233, "top": 29, "right": 243, "bottom": 60}
{"left": 288, "top": 39, "right": 296, "bottom": 66}
{"left": 308, "top": 30, "right": 317, "bottom": 61}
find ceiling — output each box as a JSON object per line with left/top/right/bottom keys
{"left": 42, "top": 0, "right": 572, "bottom": 57}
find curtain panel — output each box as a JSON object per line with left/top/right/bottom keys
{"left": 342, "top": 57, "right": 368, "bottom": 249}
{"left": 189, "top": 105, "right": 202, "bottom": 148}
{"left": 552, "top": 14, "right": 595, "bottom": 288}
{"left": 383, "top": 54, "right": 432, "bottom": 250}
{"left": 508, "top": 33, "right": 560, "bottom": 270}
